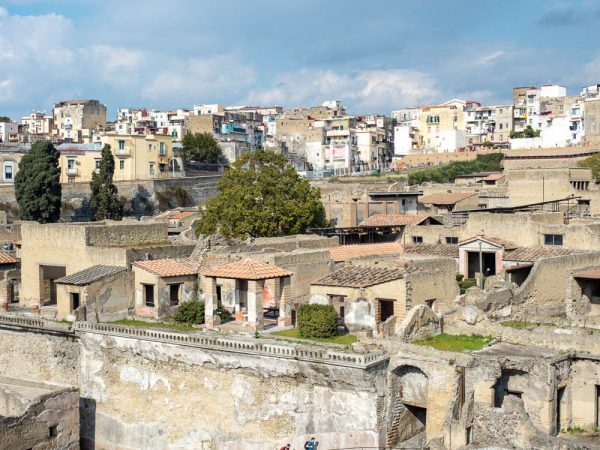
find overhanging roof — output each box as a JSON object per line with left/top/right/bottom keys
{"left": 574, "top": 270, "right": 600, "bottom": 280}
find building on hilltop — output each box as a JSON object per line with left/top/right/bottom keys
{"left": 53, "top": 99, "right": 107, "bottom": 143}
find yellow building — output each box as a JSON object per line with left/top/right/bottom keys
{"left": 57, "top": 134, "right": 181, "bottom": 183}
{"left": 416, "top": 105, "right": 466, "bottom": 152}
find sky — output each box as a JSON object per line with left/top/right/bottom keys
{"left": 1, "top": 0, "right": 600, "bottom": 120}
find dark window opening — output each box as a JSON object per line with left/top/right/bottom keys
{"left": 144, "top": 284, "right": 155, "bottom": 307}
{"left": 446, "top": 236, "right": 458, "bottom": 244}
{"left": 48, "top": 425, "right": 58, "bottom": 437}
{"left": 544, "top": 234, "right": 563, "bottom": 246}
{"left": 169, "top": 284, "right": 181, "bottom": 306}
{"left": 425, "top": 299, "right": 435, "bottom": 309}
{"left": 413, "top": 236, "right": 423, "bottom": 244}
{"left": 379, "top": 299, "right": 395, "bottom": 322}
{"left": 466, "top": 426, "right": 472, "bottom": 445}
{"left": 70, "top": 292, "right": 80, "bottom": 311}
{"left": 216, "top": 285, "right": 222, "bottom": 303}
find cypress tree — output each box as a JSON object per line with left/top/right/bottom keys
{"left": 89, "top": 144, "right": 123, "bottom": 221}
{"left": 14, "top": 140, "right": 62, "bottom": 223}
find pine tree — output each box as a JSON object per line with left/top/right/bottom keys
{"left": 14, "top": 140, "right": 62, "bottom": 223}
{"left": 89, "top": 145, "right": 123, "bottom": 221}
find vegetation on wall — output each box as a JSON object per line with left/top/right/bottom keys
{"left": 297, "top": 304, "right": 339, "bottom": 338}
{"left": 509, "top": 125, "right": 541, "bottom": 139}
{"left": 578, "top": 152, "right": 600, "bottom": 183}
{"left": 89, "top": 144, "right": 123, "bottom": 221}
{"left": 408, "top": 153, "right": 503, "bottom": 185}
{"left": 14, "top": 140, "right": 62, "bottom": 223}
{"left": 196, "top": 149, "right": 326, "bottom": 238}
{"left": 180, "top": 132, "right": 223, "bottom": 163}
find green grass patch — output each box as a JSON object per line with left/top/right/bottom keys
{"left": 500, "top": 320, "right": 535, "bottom": 330}
{"left": 413, "top": 333, "right": 493, "bottom": 352}
{"left": 270, "top": 328, "right": 357, "bottom": 345}
{"left": 111, "top": 319, "right": 197, "bottom": 332}
{"left": 563, "top": 426, "right": 586, "bottom": 434}
{"left": 459, "top": 278, "right": 478, "bottom": 294}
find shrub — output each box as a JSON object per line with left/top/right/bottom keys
{"left": 297, "top": 304, "right": 338, "bottom": 338}
{"left": 459, "top": 278, "right": 478, "bottom": 294}
{"left": 456, "top": 273, "right": 464, "bottom": 282}
{"left": 174, "top": 300, "right": 205, "bottom": 324}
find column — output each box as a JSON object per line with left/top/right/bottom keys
{"left": 247, "top": 279, "right": 264, "bottom": 331}
{"left": 203, "top": 276, "right": 220, "bottom": 329}
{"left": 0, "top": 280, "right": 10, "bottom": 311}
{"left": 278, "top": 277, "right": 292, "bottom": 327}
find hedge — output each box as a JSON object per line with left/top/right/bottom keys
{"left": 297, "top": 304, "right": 338, "bottom": 338}
{"left": 174, "top": 300, "right": 205, "bottom": 324}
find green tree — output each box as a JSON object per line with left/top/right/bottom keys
{"left": 14, "top": 140, "right": 62, "bottom": 223}
{"left": 196, "top": 149, "right": 326, "bottom": 238}
{"left": 89, "top": 144, "right": 123, "bottom": 221}
{"left": 0, "top": 116, "right": 10, "bottom": 123}
{"left": 181, "top": 132, "right": 223, "bottom": 163}
{"left": 579, "top": 153, "right": 600, "bottom": 183}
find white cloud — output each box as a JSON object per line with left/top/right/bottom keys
{"left": 247, "top": 68, "right": 439, "bottom": 113}
{"left": 474, "top": 50, "right": 506, "bottom": 66}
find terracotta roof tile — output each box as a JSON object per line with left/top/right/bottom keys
{"left": 419, "top": 192, "right": 476, "bottom": 205}
{"left": 359, "top": 214, "right": 435, "bottom": 227}
{"left": 171, "top": 211, "right": 196, "bottom": 220}
{"left": 329, "top": 243, "right": 404, "bottom": 262}
{"left": 133, "top": 259, "right": 199, "bottom": 277}
{"left": 504, "top": 247, "right": 586, "bottom": 262}
{"left": 481, "top": 173, "right": 505, "bottom": 181}
{"left": 0, "top": 252, "right": 17, "bottom": 264}
{"left": 202, "top": 258, "right": 292, "bottom": 280}
{"left": 403, "top": 243, "right": 459, "bottom": 258}
{"left": 312, "top": 266, "right": 405, "bottom": 288}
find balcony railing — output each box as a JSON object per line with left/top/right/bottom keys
{"left": 66, "top": 167, "right": 79, "bottom": 176}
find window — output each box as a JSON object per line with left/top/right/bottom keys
{"left": 149, "top": 163, "right": 155, "bottom": 175}
{"left": 544, "top": 234, "right": 563, "bottom": 246}
{"left": 148, "top": 143, "right": 152, "bottom": 151}
{"left": 118, "top": 140, "right": 125, "bottom": 150}
{"left": 95, "top": 160, "right": 101, "bottom": 170}
{"left": 4, "top": 165, "right": 12, "bottom": 181}
{"left": 119, "top": 160, "right": 125, "bottom": 170}
{"left": 159, "top": 142, "right": 166, "bottom": 155}
{"left": 446, "top": 237, "right": 458, "bottom": 244}
{"left": 144, "top": 284, "right": 155, "bottom": 307}
{"left": 48, "top": 425, "right": 58, "bottom": 438}
{"left": 169, "top": 284, "right": 181, "bottom": 306}
{"left": 413, "top": 236, "right": 423, "bottom": 244}
{"left": 67, "top": 159, "right": 75, "bottom": 170}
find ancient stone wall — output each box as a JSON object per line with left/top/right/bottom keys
{"left": 0, "top": 319, "right": 388, "bottom": 450}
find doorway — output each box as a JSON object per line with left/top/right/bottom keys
{"left": 467, "top": 251, "right": 496, "bottom": 278}
{"left": 39, "top": 265, "right": 66, "bottom": 305}
{"left": 70, "top": 292, "right": 80, "bottom": 312}
{"left": 556, "top": 386, "right": 565, "bottom": 434}
{"left": 379, "top": 299, "right": 395, "bottom": 322}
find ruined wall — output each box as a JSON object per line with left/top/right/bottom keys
{"left": 0, "top": 379, "right": 79, "bottom": 450}
{"left": 512, "top": 252, "right": 600, "bottom": 307}
{"left": 404, "top": 258, "right": 458, "bottom": 312}
{"left": 0, "top": 320, "right": 388, "bottom": 450}
{"left": 85, "top": 222, "right": 168, "bottom": 247}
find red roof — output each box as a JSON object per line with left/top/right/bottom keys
{"left": 202, "top": 259, "right": 292, "bottom": 280}
{"left": 359, "top": 214, "right": 437, "bottom": 227}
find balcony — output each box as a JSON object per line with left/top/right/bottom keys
{"left": 66, "top": 167, "right": 79, "bottom": 176}
{"left": 326, "top": 129, "right": 349, "bottom": 137}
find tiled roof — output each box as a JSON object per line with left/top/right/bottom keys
{"left": 359, "top": 214, "right": 434, "bottom": 227}
{"left": 55, "top": 265, "right": 127, "bottom": 285}
{"left": 419, "top": 192, "right": 476, "bottom": 205}
{"left": 459, "top": 235, "right": 517, "bottom": 250}
{"left": 312, "top": 266, "right": 405, "bottom": 288}
{"left": 171, "top": 211, "right": 196, "bottom": 220}
{"left": 504, "top": 247, "right": 586, "bottom": 262}
{"left": 481, "top": 173, "right": 505, "bottom": 181}
{"left": 403, "top": 243, "right": 459, "bottom": 258}
{"left": 329, "top": 243, "right": 405, "bottom": 262}
{"left": 202, "top": 258, "right": 292, "bottom": 280}
{"left": 133, "top": 259, "right": 199, "bottom": 277}
{"left": 0, "top": 252, "right": 17, "bottom": 264}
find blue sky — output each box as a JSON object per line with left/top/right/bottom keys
{"left": 1, "top": 0, "right": 600, "bottom": 120}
